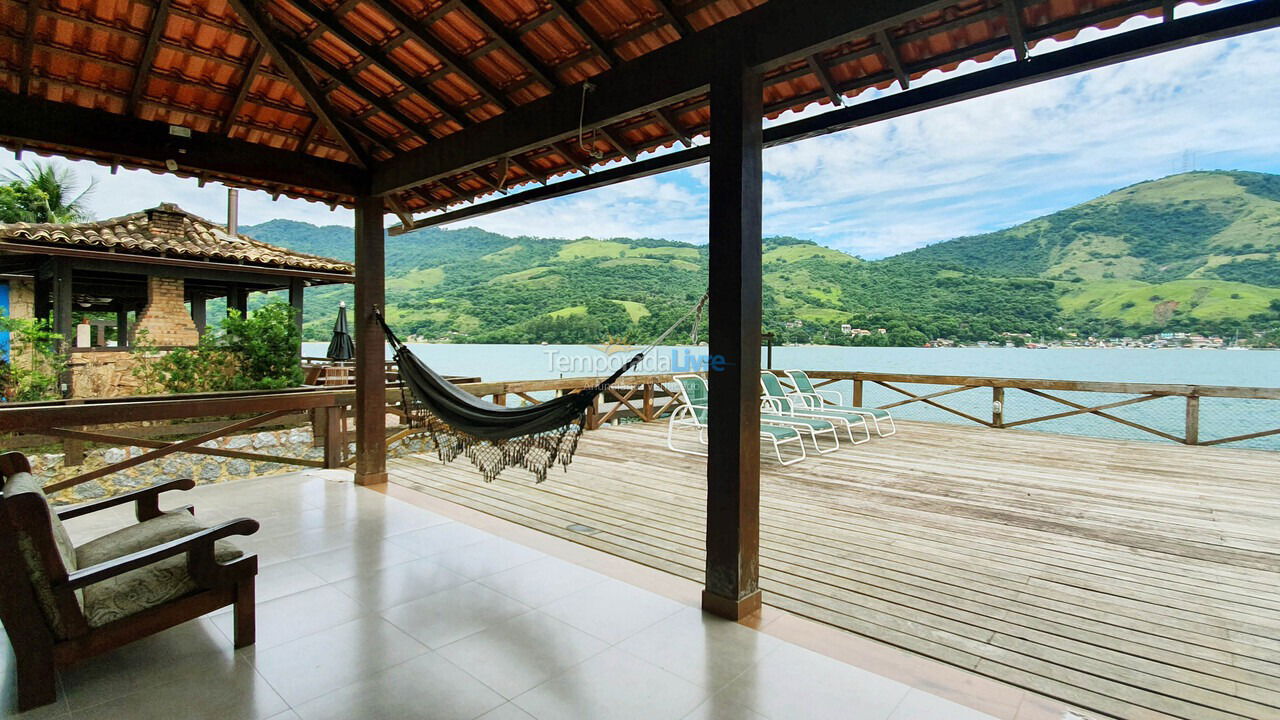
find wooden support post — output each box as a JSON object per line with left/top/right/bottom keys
{"left": 62, "top": 400, "right": 85, "bottom": 466}
{"left": 354, "top": 196, "right": 387, "bottom": 485}
{"left": 190, "top": 294, "right": 206, "bottom": 336}
{"left": 322, "top": 404, "right": 344, "bottom": 468}
{"left": 227, "top": 285, "right": 248, "bottom": 318}
{"left": 289, "top": 278, "right": 305, "bottom": 337}
{"left": 853, "top": 379, "right": 864, "bottom": 407}
{"left": 52, "top": 259, "right": 73, "bottom": 397}
{"left": 1185, "top": 394, "right": 1200, "bottom": 445}
{"left": 993, "top": 386, "right": 1005, "bottom": 428}
{"left": 702, "top": 45, "right": 763, "bottom": 621}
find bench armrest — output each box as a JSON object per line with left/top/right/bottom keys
{"left": 56, "top": 479, "right": 196, "bottom": 522}
{"left": 58, "top": 517, "right": 260, "bottom": 591}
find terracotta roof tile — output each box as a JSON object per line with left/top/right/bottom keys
{"left": 0, "top": 203, "right": 354, "bottom": 275}
{"left": 0, "top": 0, "right": 1221, "bottom": 209}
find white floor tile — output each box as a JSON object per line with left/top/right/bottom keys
{"left": 512, "top": 647, "right": 710, "bottom": 720}
{"left": 478, "top": 556, "right": 607, "bottom": 608}
{"left": 246, "top": 615, "right": 428, "bottom": 706}
{"left": 540, "top": 578, "right": 684, "bottom": 644}
{"left": 381, "top": 581, "right": 531, "bottom": 648}
{"left": 718, "top": 643, "right": 912, "bottom": 720}
{"left": 437, "top": 610, "right": 608, "bottom": 699}
{"left": 292, "top": 652, "right": 504, "bottom": 720}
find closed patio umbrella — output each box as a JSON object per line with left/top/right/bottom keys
{"left": 325, "top": 301, "right": 355, "bottom": 361}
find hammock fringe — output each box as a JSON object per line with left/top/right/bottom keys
{"left": 418, "top": 409, "right": 586, "bottom": 483}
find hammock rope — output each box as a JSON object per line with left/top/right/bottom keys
{"left": 373, "top": 293, "right": 707, "bottom": 482}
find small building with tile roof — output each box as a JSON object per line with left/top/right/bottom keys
{"left": 0, "top": 202, "right": 353, "bottom": 397}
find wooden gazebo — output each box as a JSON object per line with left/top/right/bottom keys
{"left": 0, "top": 0, "right": 1275, "bottom": 618}
{"left": 0, "top": 202, "right": 353, "bottom": 396}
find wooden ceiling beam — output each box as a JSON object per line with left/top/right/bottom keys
{"left": 806, "top": 53, "right": 842, "bottom": 105}
{"left": 277, "top": 35, "right": 426, "bottom": 146}
{"left": 649, "top": 0, "right": 694, "bottom": 37}
{"left": 595, "top": 124, "right": 635, "bottom": 161}
{"left": 874, "top": 29, "right": 909, "bottom": 89}
{"left": 221, "top": 45, "right": 265, "bottom": 135}
{"left": 457, "top": 1, "right": 556, "bottom": 89}
{"left": 551, "top": 140, "right": 590, "bottom": 173}
{"left": 545, "top": 0, "right": 620, "bottom": 67}
{"left": 370, "top": 0, "right": 510, "bottom": 111}
{"left": 373, "top": 0, "right": 972, "bottom": 194}
{"left": 223, "top": 0, "right": 371, "bottom": 167}
{"left": 283, "top": 0, "right": 465, "bottom": 128}
{"left": 20, "top": 0, "right": 39, "bottom": 96}
{"left": 392, "top": 0, "right": 1280, "bottom": 233}
{"left": 654, "top": 106, "right": 692, "bottom": 147}
{"left": 505, "top": 154, "right": 546, "bottom": 185}
{"left": 0, "top": 91, "right": 366, "bottom": 194}
{"left": 1003, "top": 0, "right": 1029, "bottom": 61}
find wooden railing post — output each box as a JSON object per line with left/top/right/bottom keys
{"left": 1185, "top": 394, "right": 1200, "bottom": 445}
{"left": 852, "top": 378, "right": 864, "bottom": 407}
{"left": 322, "top": 404, "right": 343, "bottom": 468}
{"left": 643, "top": 382, "right": 654, "bottom": 421}
{"left": 993, "top": 387, "right": 1005, "bottom": 429}
{"left": 62, "top": 399, "right": 85, "bottom": 467}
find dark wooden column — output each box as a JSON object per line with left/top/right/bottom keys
{"left": 52, "top": 259, "right": 73, "bottom": 397}
{"left": 190, "top": 295, "right": 206, "bottom": 336}
{"left": 703, "top": 46, "right": 764, "bottom": 620}
{"left": 227, "top": 284, "right": 248, "bottom": 317}
{"left": 115, "top": 301, "right": 130, "bottom": 348}
{"left": 52, "top": 259, "right": 73, "bottom": 350}
{"left": 354, "top": 196, "right": 387, "bottom": 485}
{"left": 288, "top": 278, "right": 305, "bottom": 337}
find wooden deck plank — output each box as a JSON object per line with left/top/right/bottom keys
{"left": 390, "top": 419, "right": 1280, "bottom": 720}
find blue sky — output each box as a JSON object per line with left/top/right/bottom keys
{"left": 3, "top": 9, "right": 1279, "bottom": 259}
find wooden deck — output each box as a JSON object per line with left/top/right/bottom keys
{"left": 388, "top": 420, "right": 1280, "bottom": 720}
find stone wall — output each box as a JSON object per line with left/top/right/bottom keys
{"left": 132, "top": 276, "right": 199, "bottom": 347}
{"left": 33, "top": 425, "right": 437, "bottom": 505}
{"left": 68, "top": 350, "right": 147, "bottom": 398}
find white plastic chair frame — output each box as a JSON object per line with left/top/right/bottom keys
{"left": 760, "top": 377, "right": 871, "bottom": 446}
{"left": 785, "top": 370, "right": 897, "bottom": 438}
{"left": 667, "top": 375, "right": 807, "bottom": 466}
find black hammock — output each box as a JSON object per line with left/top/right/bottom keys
{"left": 373, "top": 296, "right": 705, "bottom": 483}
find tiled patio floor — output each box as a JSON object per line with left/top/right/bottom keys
{"left": 3, "top": 470, "right": 1062, "bottom": 720}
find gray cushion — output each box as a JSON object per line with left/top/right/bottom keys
{"left": 3, "top": 472, "right": 80, "bottom": 638}
{"left": 76, "top": 510, "right": 242, "bottom": 628}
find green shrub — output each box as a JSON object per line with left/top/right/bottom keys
{"left": 0, "top": 314, "right": 65, "bottom": 401}
{"left": 131, "top": 301, "right": 300, "bottom": 394}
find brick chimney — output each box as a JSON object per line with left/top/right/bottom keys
{"left": 146, "top": 203, "right": 187, "bottom": 240}
{"left": 131, "top": 276, "right": 200, "bottom": 347}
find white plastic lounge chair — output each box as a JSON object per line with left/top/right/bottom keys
{"left": 667, "top": 375, "right": 809, "bottom": 465}
{"left": 784, "top": 369, "right": 897, "bottom": 437}
{"left": 760, "top": 372, "right": 870, "bottom": 445}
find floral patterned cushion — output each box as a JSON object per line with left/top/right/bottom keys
{"left": 3, "top": 472, "right": 81, "bottom": 639}
{"left": 76, "top": 510, "right": 242, "bottom": 628}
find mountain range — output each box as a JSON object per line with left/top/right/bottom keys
{"left": 243, "top": 170, "right": 1280, "bottom": 346}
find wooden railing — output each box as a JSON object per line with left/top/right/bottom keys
{"left": 0, "top": 387, "right": 375, "bottom": 493}
{"left": 452, "top": 373, "right": 689, "bottom": 430}
{"left": 800, "top": 371, "right": 1280, "bottom": 447}
{"left": 448, "top": 370, "right": 1280, "bottom": 449}
{"left": 3, "top": 368, "right": 1274, "bottom": 495}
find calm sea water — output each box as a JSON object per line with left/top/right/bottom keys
{"left": 303, "top": 343, "right": 1280, "bottom": 450}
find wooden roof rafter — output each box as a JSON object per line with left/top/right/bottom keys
{"left": 19, "top": 0, "right": 38, "bottom": 95}
{"left": 454, "top": 0, "right": 556, "bottom": 89}
{"left": 649, "top": 0, "right": 695, "bottom": 37}
{"left": 1003, "top": 0, "right": 1029, "bottom": 61}
{"left": 544, "top": 0, "right": 620, "bottom": 67}
{"left": 278, "top": 0, "right": 465, "bottom": 130}
{"left": 221, "top": 45, "right": 266, "bottom": 135}
{"left": 127, "top": 0, "right": 173, "bottom": 116}
{"left": 276, "top": 34, "right": 427, "bottom": 148}
{"left": 223, "top": 0, "right": 372, "bottom": 166}
{"left": 806, "top": 52, "right": 842, "bottom": 105}
{"left": 874, "top": 28, "right": 910, "bottom": 89}
{"left": 368, "top": 0, "right": 511, "bottom": 113}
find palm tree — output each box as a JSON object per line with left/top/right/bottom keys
{"left": 0, "top": 161, "right": 95, "bottom": 223}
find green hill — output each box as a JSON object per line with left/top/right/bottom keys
{"left": 243, "top": 170, "right": 1280, "bottom": 346}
